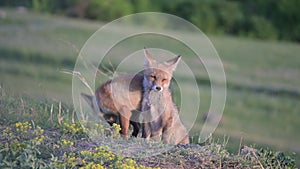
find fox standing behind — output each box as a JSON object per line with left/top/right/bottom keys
{"left": 81, "top": 48, "right": 189, "bottom": 145}
{"left": 81, "top": 73, "right": 143, "bottom": 138}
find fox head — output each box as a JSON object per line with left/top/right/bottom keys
{"left": 143, "top": 48, "right": 181, "bottom": 92}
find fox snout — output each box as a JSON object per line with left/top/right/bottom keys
{"left": 151, "top": 85, "right": 163, "bottom": 92}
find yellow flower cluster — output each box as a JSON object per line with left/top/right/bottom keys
{"left": 87, "top": 122, "right": 105, "bottom": 136}
{"left": 112, "top": 123, "right": 122, "bottom": 133}
{"left": 2, "top": 127, "right": 13, "bottom": 138}
{"left": 15, "top": 121, "right": 32, "bottom": 134}
{"left": 80, "top": 162, "right": 105, "bottom": 169}
{"left": 61, "top": 121, "right": 114, "bottom": 138}
{"left": 1, "top": 122, "right": 159, "bottom": 169}
{"left": 67, "top": 156, "right": 78, "bottom": 168}
{"left": 95, "top": 146, "right": 116, "bottom": 161}
{"left": 59, "top": 138, "right": 74, "bottom": 147}
{"left": 63, "top": 122, "right": 85, "bottom": 134}
{"left": 52, "top": 152, "right": 83, "bottom": 168}
{"left": 81, "top": 150, "right": 93, "bottom": 157}
{"left": 31, "top": 135, "right": 45, "bottom": 145}
{"left": 10, "top": 141, "right": 28, "bottom": 152}
{"left": 2, "top": 122, "right": 47, "bottom": 150}
{"left": 33, "top": 126, "right": 44, "bottom": 135}
{"left": 78, "top": 146, "right": 159, "bottom": 169}
{"left": 53, "top": 144, "right": 60, "bottom": 149}
{"left": 81, "top": 146, "right": 116, "bottom": 163}
{"left": 118, "top": 159, "right": 139, "bottom": 169}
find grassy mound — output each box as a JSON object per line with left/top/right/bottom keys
{"left": 0, "top": 121, "right": 296, "bottom": 168}
{"left": 0, "top": 89, "right": 296, "bottom": 168}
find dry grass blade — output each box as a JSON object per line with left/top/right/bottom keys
{"left": 59, "top": 38, "right": 80, "bottom": 54}
{"left": 60, "top": 69, "right": 94, "bottom": 95}
{"left": 100, "top": 63, "right": 115, "bottom": 77}
{"left": 57, "top": 101, "right": 64, "bottom": 125}
{"left": 252, "top": 150, "right": 265, "bottom": 169}
{"left": 107, "top": 59, "right": 116, "bottom": 73}
{"left": 48, "top": 104, "right": 54, "bottom": 123}
{"left": 84, "top": 61, "right": 110, "bottom": 77}
{"left": 78, "top": 96, "right": 85, "bottom": 121}
{"left": 71, "top": 109, "right": 75, "bottom": 124}
{"left": 238, "top": 136, "right": 243, "bottom": 156}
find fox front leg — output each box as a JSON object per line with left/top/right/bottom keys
{"left": 118, "top": 106, "right": 132, "bottom": 139}
{"left": 162, "top": 117, "right": 174, "bottom": 144}
{"left": 162, "top": 128, "right": 173, "bottom": 144}
{"left": 150, "top": 126, "right": 163, "bottom": 142}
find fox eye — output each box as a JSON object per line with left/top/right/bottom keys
{"left": 150, "top": 75, "right": 156, "bottom": 80}
{"left": 162, "top": 79, "right": 167, "bottom": 82}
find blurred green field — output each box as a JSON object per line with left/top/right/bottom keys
{"left": 1, "top": 8, "right": 300, "bottom": 165}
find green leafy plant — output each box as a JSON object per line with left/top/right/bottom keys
{"left": 258, "top": 148, "right": 296, "bottom": 168}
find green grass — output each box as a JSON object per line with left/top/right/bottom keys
{"left": 0, "top": 8, "right": 300, "bottom": 167}
{"left": 211, "top": 36, "right": 300, "bottom": 94}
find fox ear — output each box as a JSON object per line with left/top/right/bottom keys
{"left": 143, "top": 47, "right": 156, "bottom": 68}
{"left": 165, "top": 55, "right": 181, "bottom": 71}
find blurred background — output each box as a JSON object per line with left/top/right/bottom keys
{"left": 0, "top": 0, "right": 299, "bottom": 166}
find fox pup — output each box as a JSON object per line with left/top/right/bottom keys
{"left": 141, "top": 49, "right": 189, "bottom": 145}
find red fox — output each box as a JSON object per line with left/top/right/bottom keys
{"left": 81, "top": 73, "right": 143, "bottom": 138}
{"left": 81, "top": 48, "right": 189, "bottom": 144}
{"left": 141, "top": 49, "right": 189, "bottom": 145}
